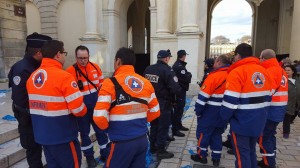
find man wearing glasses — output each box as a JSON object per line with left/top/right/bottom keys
{"left": 66, "top": 45, "right": 109, "bottom": 168}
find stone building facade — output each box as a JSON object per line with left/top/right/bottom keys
{"left": 0, "top": 0, "right": 299, "bottom": 84}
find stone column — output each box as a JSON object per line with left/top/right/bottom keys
{"left": 83, "top": 0, "right": 100, "bottom": 39}
{"left": 156, "top": 0, "right": 172, "bottom": 34}
{"left": 179, "top": 0, "right": 199, "bottom": 32}
{"left": 290, "top": 1, "right": 300, "bottom": 61}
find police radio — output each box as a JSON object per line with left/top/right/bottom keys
{"left": 77, "top": 80, "right": 84, "bottom": 90}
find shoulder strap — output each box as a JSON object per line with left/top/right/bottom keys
{"left": 89, "top": 62, "right": 100, "bottom": 74}
{"left": 109, "top": 77, "right": 148, "bottom": 111}
{"left": 73, "top": 64, "right": 99, "bottom": 91}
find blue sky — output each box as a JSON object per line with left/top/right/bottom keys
{"left": 211, "top": 0, "right": 253, "bottom": 42}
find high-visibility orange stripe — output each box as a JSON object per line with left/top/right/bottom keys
{"left": 197, "top": 133, "right": 203, "bottom": 158}
{"left": 106, "top": 143, "right": 115, "bottom": 168}
{"left": 69, "top": 141, "right": 79, "bottom": 168}
{"left": 259, "top": 135, "right": 269, "bottom": 166}
{"left": 272, "top": 95, "right": 288, "bottom": 102}
{"left": 232, "top": 132, "right": 242, "bottom": 168}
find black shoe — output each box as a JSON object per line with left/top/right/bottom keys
{"left": 222, "top": 139, "right": 232, "bottom": 149}
{"left": 167, "top": 135, "right": 175, "bottom": 141}
{"left": 173, "top": 131, "right": 185, "bottom": 137}
{"left": 227, "top": 149, "right": 234, "bottom": 155}
{"left": 157, "top": 149, "right": 174, "bottom": 160}
{"left": 86, "top": 156, "right": 97, "bottom": 168}
{"left": 190, "top": 154, "right": 207, "bottom": 164}
{"left": 257, "top": 160, "right": 275, "bottom": 168}
{"left": 212, "top": 158, "right": 220, "bottom": 167}
{"left": 150, "top": 145, "right": 157, "bottom": 154}
{"left": 179, "top": 126, "right": 189, "bottom": 131}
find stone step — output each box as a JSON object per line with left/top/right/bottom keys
{"left": 0, "top": 138, "right": 26, "bottom": 168}
{"left": 0, "top": 127, "right": 99, "bottom": 168}
{"left": 9, "top": 153, "right": 47, "bottom": 168}
{"left": 0, "top": 121, "right": 18, "bottom": 145}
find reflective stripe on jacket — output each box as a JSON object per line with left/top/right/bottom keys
{"left": 220, "top": 57, "right": 272, "bottom": 137}
{"left": 27, "top": 58, "right": 87, "bottom": 145}
{"left": 195, "top": 66, "right": 228, "bottom": 127}
{"left": 261, "top": 58, "right": 288, "bottom": 122}
{"left": 93, "top": 65, "right": 160, "bottom": 141}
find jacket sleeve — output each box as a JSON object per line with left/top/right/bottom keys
{"left": 93, "top": 79, "right": 113, "bottom": 130}
{"left": 174, "top": 65, "right": 192, "bottom": 84}
{"left": 166, "top": 69, "right": 184, "bottom": 96}
{"left": 146, "top": 84, "right": 160, "bottom": 122}
{"left": 62, "top": 74, "right": 87, "bottom": 117}
{"left": 220, "top": 70, "right": 242, "bottom": 122}
{"left": 195, "top": 75, "right": 214, "bottom": 116}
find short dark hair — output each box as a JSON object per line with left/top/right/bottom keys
{"left": 75, "top": 45, "right": 89, "bottom": 56}
{"left": 235, "top": 43, "right": 253, "bottom": 58}
{"left": 217, "top": 54, "right": 231, "bottom": 65}
{"left": 41, "top": 40, "right": 64, "bottom": 59}
{"left": 284, "top": 64, "right": 297, "bottom": 78}
{"left": 115, "top": 47, "right": 136, "bottom": 66}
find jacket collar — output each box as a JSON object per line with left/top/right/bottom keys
{"left": 228, "top": 57, "right": 259, "bottom": 73}
{"left": 114, "top": 65, "right": 135, "bottom": 76}
{"left": 260, "top": 58, "right": 279, "bottom": 69}
{"left": 176, "top": 59, "right": 187, "bottom": 66}
{"left": 40, "top": 58, "right": 63, "bottom": 69}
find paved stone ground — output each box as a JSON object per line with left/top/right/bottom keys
{"left": 1, "top": 81, "right": 300, "bottom": 168}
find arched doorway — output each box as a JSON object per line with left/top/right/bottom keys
{"left": 127, "top": 0, "right": 150, "bottom": 75}
{"left": 206, "top": 0, "right": 254, "bottom": 58}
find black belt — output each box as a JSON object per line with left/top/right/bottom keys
{"left": 13, "top": 103, "right": 30, "bottom": 113}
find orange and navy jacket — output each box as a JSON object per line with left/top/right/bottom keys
{"left": 220, "top": 57, "right": 272, "bottom": 137}
{"left": 93, "top": 65, "right": 160, "bottom": 141}
{"left": 26, "top": 58, "right": 87, "bottom": 145}
{"left": 261, "top": 58, "right": 288, "bottom": 122}
{"left": 195, "top": 66, "right": 228, "bottom": 127}
{"left": 66, "top": 62, "right": 104, "bottom": 96}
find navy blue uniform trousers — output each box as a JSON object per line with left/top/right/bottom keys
{"left": 258, "top": 120, "right": 279, "bottom": 167}
{"left": 104, "top": 135, "right": 148, "bottom": 168}
{"left": 231, "top": 131, "right": 258, "bottom": 168}
{"left": 79, "top": 92, "right": 109, "bottom": 158}
{"left": 172, "top": 92, "right": 186, "bottom": 132}
{"left": 43, "top": 139, "right": 82, "bottom": 168}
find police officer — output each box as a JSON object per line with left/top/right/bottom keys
{"left": 66, "top": 45, "right": 109, "bottom": 167}
{"left": 8, "top": 32, "right": 52, "bottom": 168}
{"left": 144, "top": 49, "right": 183, "bottom": 160}
{"left": 172, "top": 50, "right": 192, "bottom": 137}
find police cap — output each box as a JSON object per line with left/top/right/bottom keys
{"left": 157, "top": 49, "right": 172, "bottom": 58}
{"left": 177, "top": 50, "right": 189, "bottom": 57}
{"left": 26, "top": 32, "right": 52, "bottom": 49}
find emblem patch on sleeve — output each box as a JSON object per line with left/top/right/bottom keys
{"left": 13, "top": 76, "right": 21, "bottom": 85}
{"left": 71, "top": 81, "right": 78, "bottom": 89}
{"left": 181, "top": 70, "right": 186, "bottom": 74}
{"left": 173, "top": 76, "right": 178, "bottom": 82}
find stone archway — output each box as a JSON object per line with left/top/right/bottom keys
{"left": 206, "top": 0, "right": 255, "bottom": 58}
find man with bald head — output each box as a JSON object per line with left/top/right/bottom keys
{"left": 258, "top": 49, "right": 288, "bottom": 168}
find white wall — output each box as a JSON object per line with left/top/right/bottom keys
{"left": 57, "top": 0, "right": 85, "bottom": 68}
{"left": 26, "top": 2, "right": 41, "bottom": 35}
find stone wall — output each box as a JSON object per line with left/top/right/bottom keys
{"left": 0, "top": 0, "right": 27, "bottom": 78}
